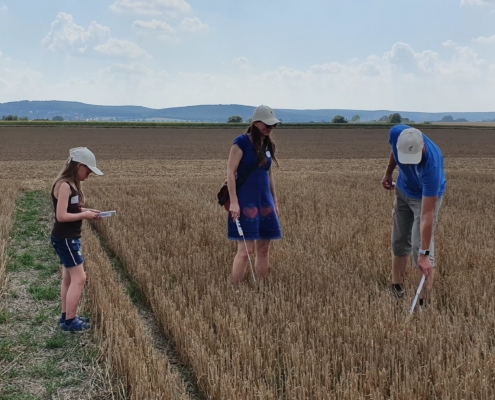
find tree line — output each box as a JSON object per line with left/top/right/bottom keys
{"left": 1, "top": 115, "right": 64, "bottom": 121}
{"left": 225, "top": 113, "right": 406, "bottom": 124}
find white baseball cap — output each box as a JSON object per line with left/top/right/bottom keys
{"left": 397, "top": 128, "right": 424, "bottom": 164}
{"left": 252, "top": 105, "right": 281, "bottom": 126}
{"left": 68, "top": 147, "right": 104, "bottom": 175}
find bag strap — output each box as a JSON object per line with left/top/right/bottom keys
{"left": 235, "top": 153, "right": 261, "bottom": 189}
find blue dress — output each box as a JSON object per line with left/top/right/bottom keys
{"left": 227, "top": 134, "right": 282, "bottom": 241}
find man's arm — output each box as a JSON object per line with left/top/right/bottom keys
{"left": 418, "top": 195, "right": 438, "bottom": 276}
{"left": 420, "top": 195, "right": 437, "bottom": 251}
{"left": 381, "top": 151, "right": 397, "bottom": 189}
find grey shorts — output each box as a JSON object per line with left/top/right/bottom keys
{"left": 392, "top": 187, "right": 442, "bottom": 267}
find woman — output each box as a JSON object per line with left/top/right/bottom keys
{"left": 226, "top": 105, "right": 282, "bottom": 286}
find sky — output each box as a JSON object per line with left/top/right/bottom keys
{"left": 0, "top": 0, "right": 495, "bottom": 112}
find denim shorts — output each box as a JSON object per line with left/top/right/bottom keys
{"left": 51, "top": 236, "right": 84, "bottom": 268}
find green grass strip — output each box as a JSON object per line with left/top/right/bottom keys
{"left": 0, "top": 190, "right": 119, "bottom": 399}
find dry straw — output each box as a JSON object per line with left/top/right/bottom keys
{"left": 82, "top": 224, "right": 189, "bottom": 400}
{"left": 0, "top": 183, "right": 21, "bottom": 291}
{"left": 3, "top": 126, "right": 495, "bottom": 399}
{"left": 84, "top": 159, "right": 495, "bottom": 399}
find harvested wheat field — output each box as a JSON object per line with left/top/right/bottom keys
{"left": 1, "top": 125, "right": 495, "bottom": 399}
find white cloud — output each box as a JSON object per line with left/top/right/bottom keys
{"left": 442, "top": 40, "right": 457, "bottom": 48}
{"left": 474, "top": 35, "right": 495, "bottom": 43}
{"left": 163, "top": 41, "right": 494, "bottom": 111}
{"left": 69, "top": 77, "right": 99, "bottom": 86}
{"left": 41, "top": 13, "right": 110, "bottom": 53}
{"left": 42, "top": 13, "right": 148, "bottom": 60}
{"left": 179, "top": 17, "right": 208, "bottom": 32}
{"left": 3, "top": 39, "right": 495, "bottom": 112}
{"left": 0, "top": 63, "right": 46, "bottom": 103}
{"left": 132, "top": 19, "right": 175, "bottom": 33}
{"left": 311, "top": 62, "right": 342, "bottom": 74}
{"left": 101, "top": 62, "right": 151, "bottom": 75}
{"left": 356, "top": 58, "right": 382, "bottom": 77}
{"left": 1, "top": 4, "right": 7, "bottom": 11}
{"left": 132, "top": 19, "right": 176, "bottom": 40}
{"left": 109, "top": 0, "right": 191, "bottom": 16}
{"left": 94, "top": 38, "right": 150, "bottom": 59}
{"left": 233, "top": 56, "right": 250, "bottom": 69}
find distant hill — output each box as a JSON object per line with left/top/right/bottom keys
{"left": 1, "top": 100, "right": 495, "bottom": 123}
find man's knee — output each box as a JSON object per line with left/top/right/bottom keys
{"left": 392, "top": 241, "right": 411, "bottom": 257}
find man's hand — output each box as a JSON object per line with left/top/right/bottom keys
{"left": 381, "top": 174, "right": 395, "bottom": 190}
{"left": 418, "top": 254, "right": 432, "bottom": 277}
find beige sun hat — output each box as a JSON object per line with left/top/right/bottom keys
{"left": 252, "top": 105, "right": 281, "bottom": 126}
{"left": 68, "top": 147, "right": 104, "bottom": 175}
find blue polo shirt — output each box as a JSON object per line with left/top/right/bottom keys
{"left": 389, "top": 124, "right": 446, "bottom": 199}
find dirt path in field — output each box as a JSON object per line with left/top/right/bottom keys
{"left": 0, "top": 190, "right": 122, "bottom": 399}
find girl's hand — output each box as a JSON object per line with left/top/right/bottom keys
{"left": 83, "top": 210, "right": 101, "bottom": 220}
{"left": 229, "top": 201, "right": 240, "bottom": 221}
{"left": 85, "top": 208, "right": 101, "bottom": 213}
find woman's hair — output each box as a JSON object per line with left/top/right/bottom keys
{"left": 53, "top": 160, "right": 85, "bottom": 203}
{"left": 246, "top": 123, "right": 279, "bottom": 167}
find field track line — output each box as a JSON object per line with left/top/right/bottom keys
{"left": 86, "top": 222, "right": 207, "bottom": 400}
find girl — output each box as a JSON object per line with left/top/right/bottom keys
{"left": 226, "top": 105, "right": 282, "bottom": 286}
{"left": 51, "top": 147, "right": 103, "bottom": 332}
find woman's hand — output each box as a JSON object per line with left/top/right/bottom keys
{"left": 229, "top": 201, "right": 240, "bottom": 221}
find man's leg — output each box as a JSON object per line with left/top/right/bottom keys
{"left": 391, "top": 187, "right": 414, "bottom": 296}
{"left": 392, "top": 255, "right": 409, "bottom": 285}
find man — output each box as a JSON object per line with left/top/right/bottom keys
{"left": 381, "top": 125, "right": 446, "bottom": 306}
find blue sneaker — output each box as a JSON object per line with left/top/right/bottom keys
{"left": 61, "top": 318, "right": 91, "bottom": 333}
{"left": 59, "top": 315, "right": 90, "bottom": 324}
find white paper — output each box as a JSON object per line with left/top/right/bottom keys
{"left": 97, "top": 210, "right": 117, "bottom": 218}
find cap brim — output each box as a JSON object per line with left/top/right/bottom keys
{"left": 397, "top": 151, "right": 422, "bottom": 164}
{"left": 261, "top": 117, "right": 281, "bottom": 125}
{"left": 88, "top": 166, "right": 104, "bottom": 175}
